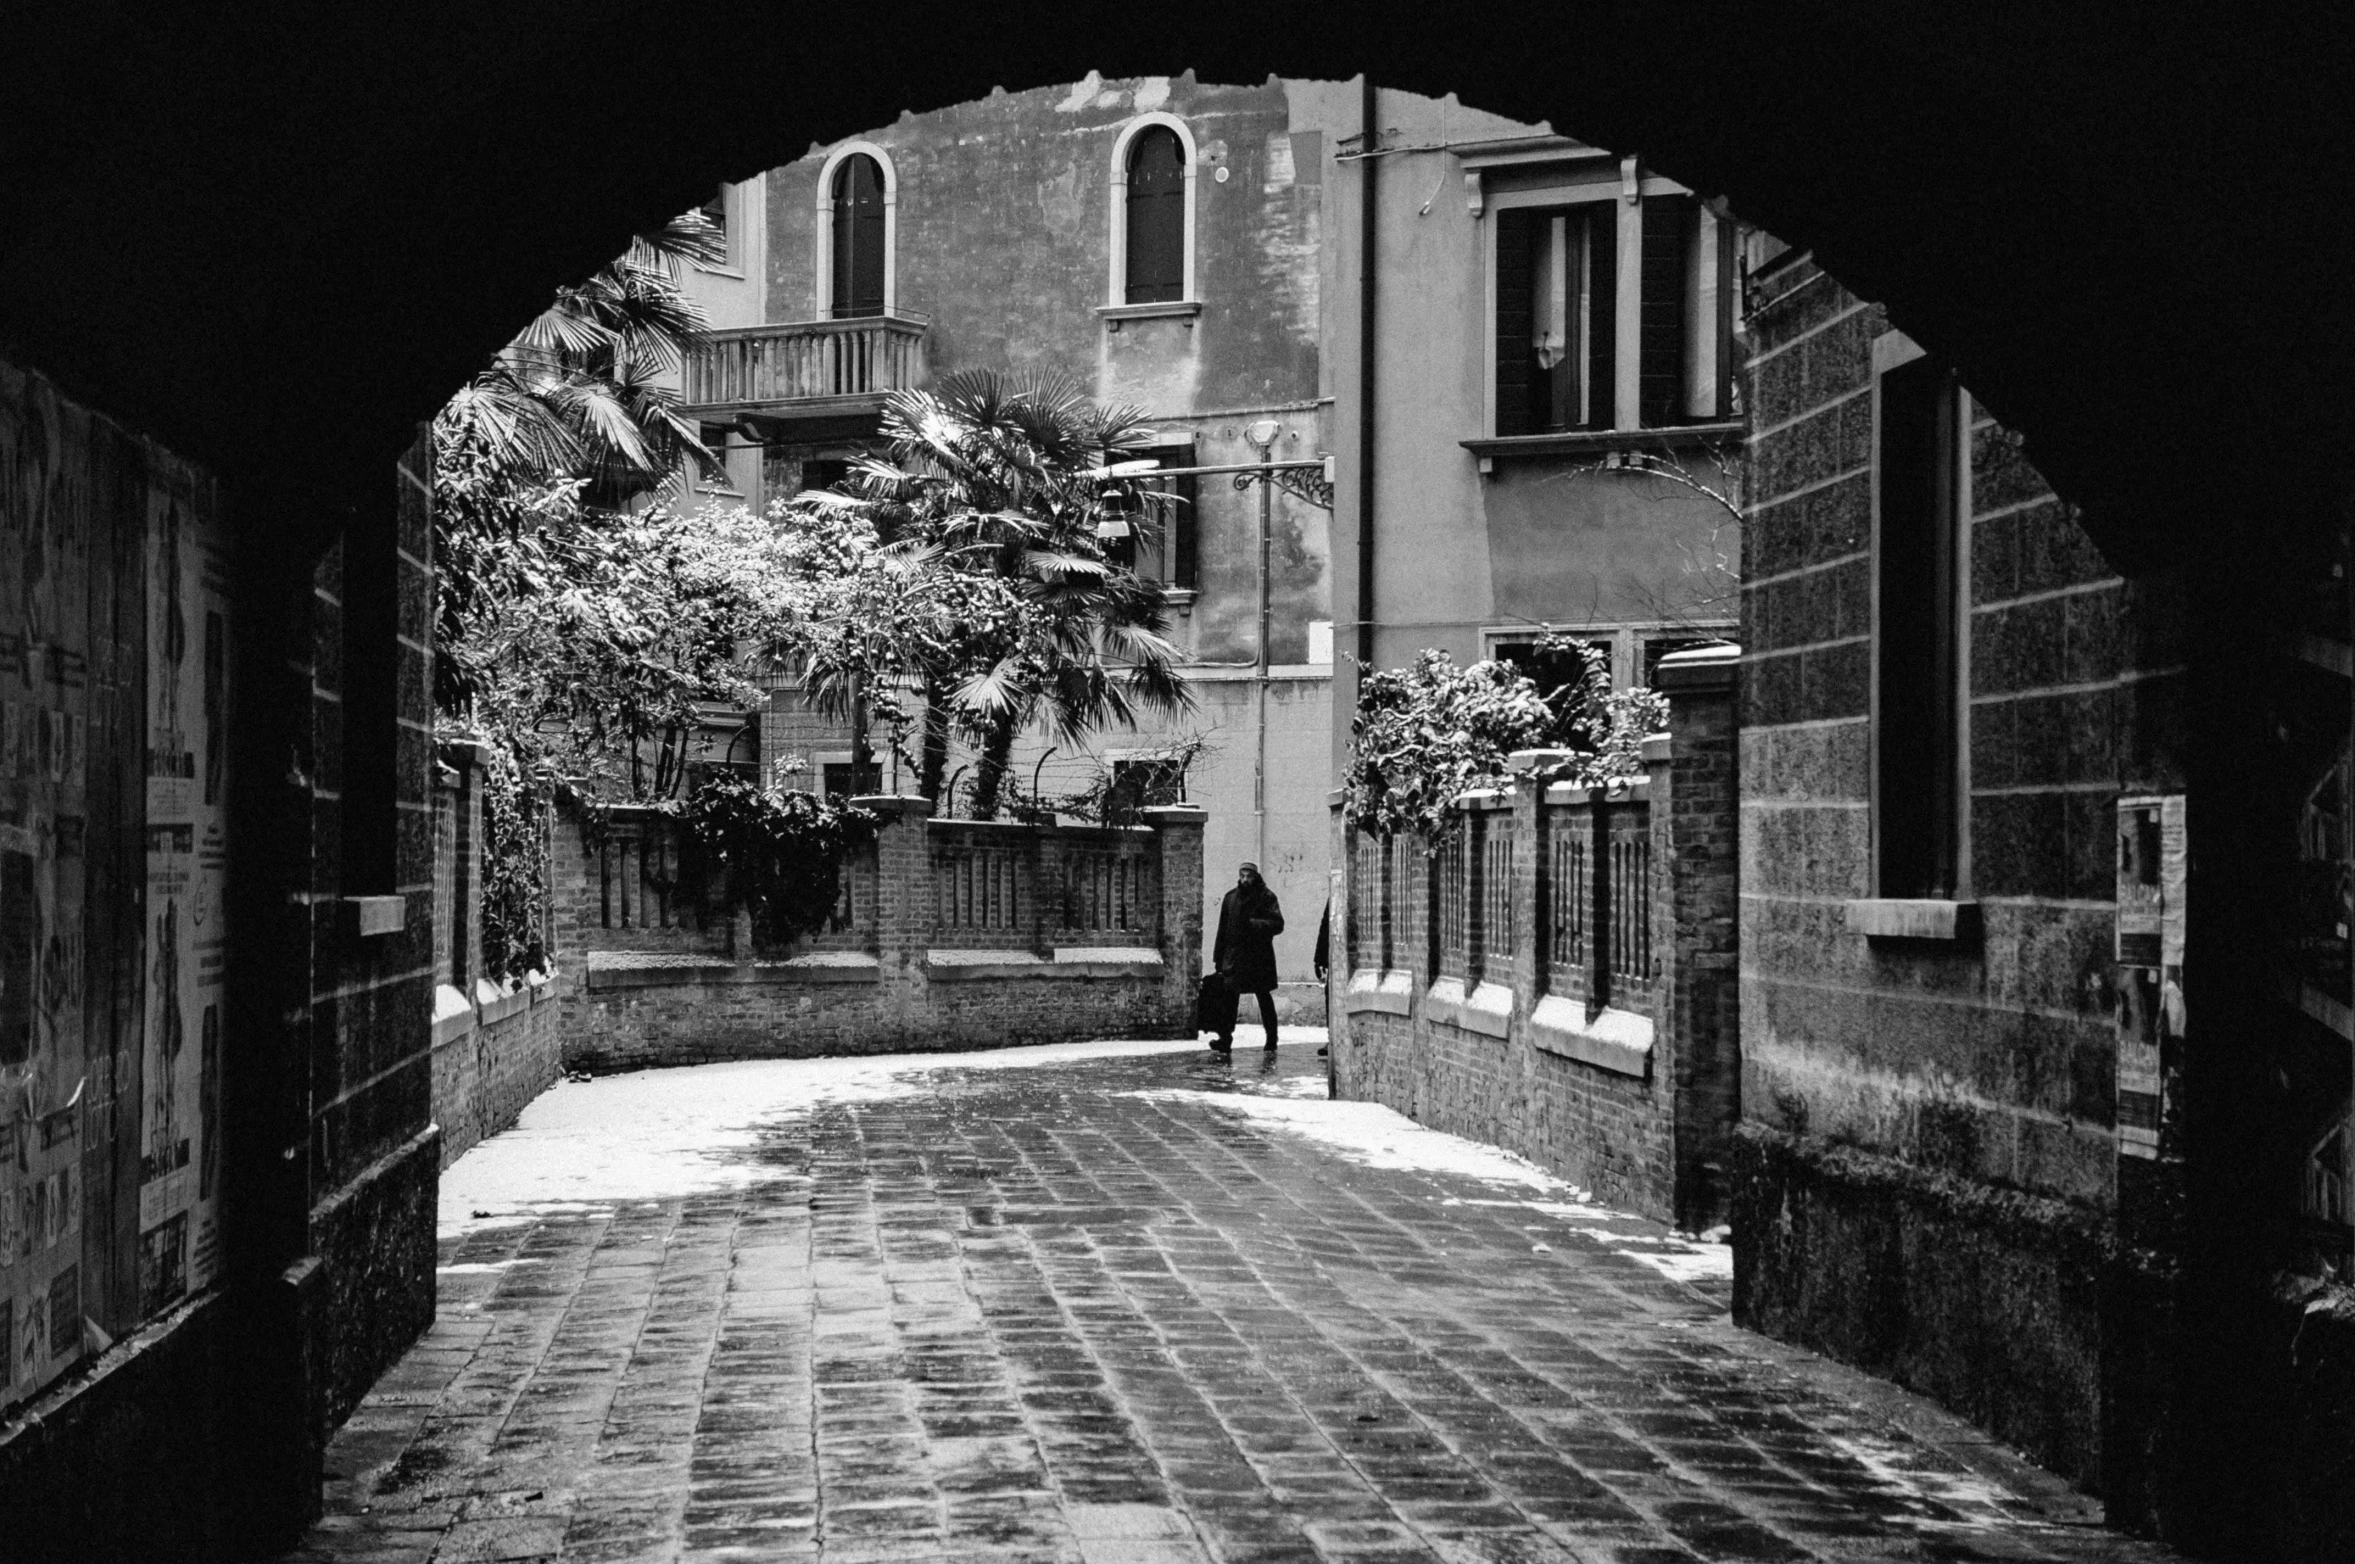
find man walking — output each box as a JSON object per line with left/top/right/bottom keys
{"left": 1211, "top": 861, "right": 1285, "bottom": 1052}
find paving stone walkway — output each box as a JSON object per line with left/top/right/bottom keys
{"left": 282, "top": 1038, "right": 2182, "bottom": 1564}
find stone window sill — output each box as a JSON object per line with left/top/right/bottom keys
{"left": 1843, "top": 898, "right": 1980, "bottom": 941}
{"left": 926, "top": 948, "right": 1163, "bottom": 981}
{"left": 346, "top": 895, "right": 405, "bottom": 937}
{"left": 1529, "top": 994, "right": 1653, "bottom": 1077}
{"left": 1097, "top": 301, "right": 1202, "bottom": 326}
{"left": 585, "top": 951, "right": 882, "bottom": 990}
{"left": 1426, "top": 976, "right": 1512, "bottom": 1038}
{"left": 1461, "top": 420, "right": 1745, "bottom": 463}
{"left": 1344, "top": 968, "right": 1413, "bottom": 1016}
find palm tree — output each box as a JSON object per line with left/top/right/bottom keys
{"left": 782, "top": 369, "right": 1191, "bottom": 817}
{"left": 434, "top": 210, "right": 727, "bottom": 712}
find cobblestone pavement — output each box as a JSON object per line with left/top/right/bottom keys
{"left": 283, "top": 1039, "right": 2182, "bottom": 1564}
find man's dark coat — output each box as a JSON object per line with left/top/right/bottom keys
{"left": 1213, "top": 881, "right": 1285, "bottom": 993}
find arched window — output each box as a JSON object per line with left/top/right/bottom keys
{"left": 1124, "top": 126, "right": 1186, "bottom": 304}
{"left": 830, "top": 152, "right": 887, "bottom": 318}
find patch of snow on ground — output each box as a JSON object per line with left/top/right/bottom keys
{"left": 1123, "top": 1089, "right": 1572, "bottom": 1191}
{"left": 441, "top": 1037, "right": 1209, "bottom": 1232}
{"left": 1612, "top": 1238, "right": 1734, "bottom": 1284}
{"left": 1136, "top": 1095, "right": 1734, "bottom": 1285}
{"left": 1816, "top": 1428, "right": 2042, "bottom": 1528}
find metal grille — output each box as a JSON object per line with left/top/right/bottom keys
{"left": 598, "top": 821, "right": 685, "bottom": 930}
{"left": 1479, "top": 820, "right": 1516, "bottom": 978}
{"left": 1549, "top": 826, "right": 1587, "bottom": 992}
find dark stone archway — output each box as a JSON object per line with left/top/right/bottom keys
{"left": 2, "top": 6, "right": 2349, "bottom": 1558}
{"left": 4, "top": 3, "right": 2348, "bottom": 553}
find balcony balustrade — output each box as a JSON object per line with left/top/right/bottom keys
{"left": 682, "top": 313, "right": 929, "bottom": 421}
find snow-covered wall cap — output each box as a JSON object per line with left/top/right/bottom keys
{"left": 1652, "top": 641, "right": 1740, "bottom": 693}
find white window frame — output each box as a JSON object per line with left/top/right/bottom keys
{"left": 1107, "top": 112, "right": 1199, "bottom": 308}
{"left": 813, "top": 141, "right": 899, "bottom": 318}
{"left": 1477, "top": 160, "right": 1727, "bottom": 438}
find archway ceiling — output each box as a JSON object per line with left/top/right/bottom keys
{"left": 3, "top": 2, "right": 2345, "bottom": 560}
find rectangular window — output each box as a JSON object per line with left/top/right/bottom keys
{"left": 1118, "top": 443, "right": 1198, "bottom": 589}
{"left": 339, "top": 503, "right": 399, "bottom": 894}
{"left": 821, "top": 761, "right": 880, "bottom": 800}
{"left": 698, "top": 184, "right": 732, "bottom": 265}
{"left": 1872, "top": 344, "right": 1968, "bottom": 900}
{"left": 1495, "top": 204, "right": 1616, "bottom": 436}
{"left": 698, "top": 421, "right": 737, "bottom": 492}
{"left": 1490, "top": 180, "right": 1736, "bottom": 437}
{"left": 1494, "top": 633, "right": 1615, "bottom": 698}
{"left": 1105, "top": 757, "right": 1186, "bottom": 822}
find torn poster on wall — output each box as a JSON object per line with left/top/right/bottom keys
{"left": 139, "top": 476, "right": 229, "bottom": 1320}
{"left": 2116, "top": 794, "right": 2186, "bottom": 1163}
{"left": 1, "top": 361, "right": 96, "bottom": 1408}
{"left": 2, "top": 356, "right": 229, "bottom": 1415}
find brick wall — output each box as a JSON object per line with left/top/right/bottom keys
{"left": 428, "top": 743, "right": 564, "bottom": 1168}
{"left": 552, "top": 795, "right": 1204, "bottom": 1071}
{"left": 1332, "top": 667, "right": 1740, "bottom": 1227}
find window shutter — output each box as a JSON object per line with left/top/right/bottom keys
{"left": 1640, "top": 195, "right": 1694, "bottom": 426}
{"left": 831, "top": 155, "right": 887, "bottom": 319}
{"left": 1493, "top": 208, "right": 1534, "bottom": 437}
{"left": 1584, "top": 203, "right": 1617, "bottom": 430}
{"left": 1158, "top": 443, "right": 1199, "bottom": 590}
{"left": 1126, "top": 128, "right": 1186, "bottom": 304}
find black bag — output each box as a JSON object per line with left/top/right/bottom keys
{"left": 1196, "top": 972, "right": 1237, "bottom": 1036}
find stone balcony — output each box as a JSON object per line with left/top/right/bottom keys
{"left": 682, "top": 311, "right": 929, "bottom": 438}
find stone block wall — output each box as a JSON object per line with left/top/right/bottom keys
{"left": 1732, "top": 249, "right": 2189, "bottom": 1501}
{"left": 1332, "top": 665, "right": 1740, "bottom": 1227}
{"left": 553, "top": 796, "right": 1204, "bottom": 1071}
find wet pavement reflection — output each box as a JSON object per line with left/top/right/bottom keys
{"left": 281, "top": 1039, "right": 2179, "bottom": 1563}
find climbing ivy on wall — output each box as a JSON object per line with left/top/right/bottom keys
{"left": 671, "top": 775, "right": 880, "bottom": 944}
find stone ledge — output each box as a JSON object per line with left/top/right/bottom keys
{"left": 584, "top": 951, "right": 882, "bottom": 991}
{"left": 1844, "top": 898, "right": 1980, "bottom": 941}
{"left": 1529, "top": 995, "right": 1653, "bottom": 1077}
{"left": 435, "top": 972, "right": 562, "bottom": 1044}
{"left": 1426, "top": 976, "right": 1513, "bottom": 1038}
{"left": 1344, "top": 968, "right": 1413, "bottom": 1016}
{"left": 926, "top": 947, "right": 1164, "bottom": 981}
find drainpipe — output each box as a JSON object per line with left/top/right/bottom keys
{"left": 1246, "top": 420, "right": 1282, "bottom": 870}
{"left": 1355, "top": 74, "right": 1379, "bottom": 671}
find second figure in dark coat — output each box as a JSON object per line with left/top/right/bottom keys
{"left": 1212, "top": 862, "right": 1285, "bottom": 1050}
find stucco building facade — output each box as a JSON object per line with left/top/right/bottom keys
{"left": 675, "top": 75, "right": 1745, "bottom": 1002}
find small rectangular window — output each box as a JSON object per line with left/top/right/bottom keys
{"left": 699, "top": 185, "right": 730, "bottom": 260}
{"left": 698, "top": 422, "right": 736, "bottom": 491}
{"left": 1873, "top": 349, "right": 1967, "bottom": 900}
{"left": 1494, "top": 634, "right": 1613, "bottom": 699}
{"left": 1118, "top": 444, "right": 1197, "bottom": 589}
{"left": 340, "top": 504, "right": 399, "bottom": 895}
{"left": 821, "top": 761, "right": 880, "bottom": 800}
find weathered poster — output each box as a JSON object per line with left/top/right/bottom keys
{"left": 138, "top": 478, "right": 229, "bottom": 1317}
{"left": 0, "top": 363, "right": 93, "bottom": 1408}
{"left": 2116, "top": 795, "right": 2186, "bottom": 1163}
